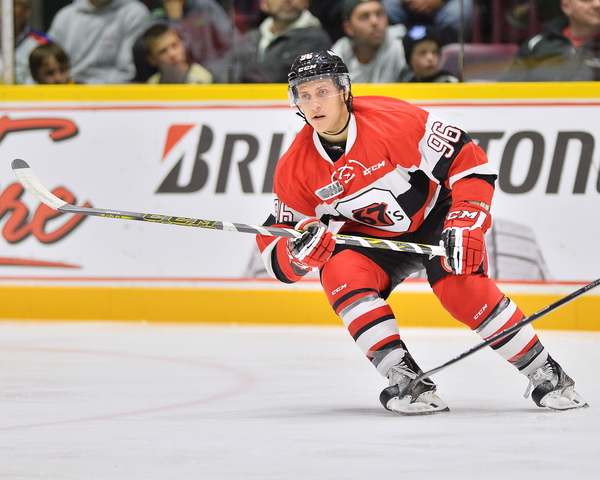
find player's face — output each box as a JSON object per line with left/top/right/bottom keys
{"left": 296, "top": 78, "right": 348, "bottom": 135}
{"left": 343, "top": 1, "right": 388, "bottom": 48}
{"left": 148, "top": 30, "right": 187, "bottom": 68}
{"left": 410, "top": 40, "right": 441, "bottom": 80}
{"left": 561, "top": 0, "right": 600, "bottom": 29}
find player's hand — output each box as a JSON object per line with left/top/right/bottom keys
{"left": 286, "top": 218, "right": 336, "bottom": 271}
{"left": 441, "top": 202, "right": 491, "bottom": 275}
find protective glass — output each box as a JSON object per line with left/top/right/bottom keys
{"left": 288, "top": 73, "right": 351, "bottom": 107}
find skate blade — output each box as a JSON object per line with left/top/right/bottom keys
{"left": 540, "top": 386, "right": 589, "bottom": 411}
{"left": 387, "top": 391, "right": 450, "bottom": 416}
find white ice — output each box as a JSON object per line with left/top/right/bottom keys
{"left": 1, "top": 322, "right": 599, "bottom": 479}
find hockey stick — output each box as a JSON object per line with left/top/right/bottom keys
{"left": 398, "top": 277, "right": 600, "bottom": 398}
{"left": 11, "top": 159, "right": 446, "bottom": 257}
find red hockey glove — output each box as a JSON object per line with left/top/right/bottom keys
{"left": 441, "top": 202, "right": 491, "bottom": 275}
{"left": 286, "top": 218, "right": 336, "bottom": 271}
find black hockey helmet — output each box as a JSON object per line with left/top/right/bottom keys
{"left": 288, "top": 50, "right": 349, "bottom": 83}
{"left": 287, "top": 50, "right": 352, "bottom": 108}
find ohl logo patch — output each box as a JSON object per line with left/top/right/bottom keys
{"left": 352, "top": 202, "right": 395, "bottom": 226}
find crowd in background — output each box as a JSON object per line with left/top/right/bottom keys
{"left": 1, "top": 0, "right": 599, "bottom": 85}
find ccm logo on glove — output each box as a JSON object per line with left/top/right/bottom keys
{"left": 447, "top": 210, "right": 480, "bottom": 221}
{"left": 441, "top": 202, "right": 491, "bottom": 275}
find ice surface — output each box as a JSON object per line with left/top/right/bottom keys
{"left": 1, "top": 322, "right": 598, "bottom": 479}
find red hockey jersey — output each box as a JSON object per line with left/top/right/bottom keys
{"left": 272, "top": 96, "right": 495, "bottom": 236}
{"left": 258, "top": 96, "right": 496, "bottom": 280}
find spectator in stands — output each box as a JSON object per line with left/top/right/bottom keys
{"left": 210, "top": 0, "right": 332, "bottom": 83}
{"left": 28, "top": 41, "right": 77, "bottom": 84}
{"left": 48, "top": 0, "right": 151, "bottom": 84}
{"left": 381, "top": 0, "right": 472, "bottom": 45}
{"left": 0, "top": 0, "right": 50, "bottom": 84}
{"left": 151, "top": 0, "right": 238, "bottom": 68}
{"left": 503, "top": 0, "right": 600, "bottom": 81}
{"left": 332, "top": 0, "right": 406, "bottom": 83}
{"left": 142, "top": 23, "right": 213, "bottom": 83}
{"left": 398, "top": 24, "right": 459, "bottom": 82}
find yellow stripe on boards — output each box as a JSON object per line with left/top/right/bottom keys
{"left": 1, "top": 286, "right": 598, "bottom": 330}
{"left": 1, "top": 82, "right": 598, "bottom": 103}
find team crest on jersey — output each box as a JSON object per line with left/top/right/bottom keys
{"left": 335, "top": 188, "right": 412, "bottom": 232}
{"left": 352, "top": 202, "right": 395, "bottom": 226}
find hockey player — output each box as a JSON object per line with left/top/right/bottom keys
{"left": 256, "top": 50, "right": 588, "bottom": 415}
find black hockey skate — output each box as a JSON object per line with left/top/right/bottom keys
{"left": 379, "top": 346, "right": 449, "bottom": 416}
{"left": 524, "top": 355, "right": 588, "bottom": 410}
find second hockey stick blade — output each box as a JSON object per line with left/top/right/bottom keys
{"left": 398, "top": 277, "right": 600, "bottom": 398}
{"left": 11, "top": 159, "right": 446, "bottom": 257}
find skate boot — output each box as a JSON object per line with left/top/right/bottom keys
{"left": 379, "top": 347, "right": 449, "bottom": 416}
{"left": 524, "top": 355, "right": 588, "bottom": 410}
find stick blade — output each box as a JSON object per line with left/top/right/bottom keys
{"left": 11, "top": 159, "right": 67, "bottom": 211}
{"left": 11, "top": 158, "right": 30, "bottom": 170}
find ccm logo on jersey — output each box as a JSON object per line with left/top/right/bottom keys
{"left": 331, "top": 283, "right": 347, "bottom": 296}
{"left": 332, "top": 159, "right": 387, "bottom": 186}
{"left": 447, "top": 210, "right": 480, "bottom": 220}
{"left": 348, "top": 159, "right": 386, "bottom": 176}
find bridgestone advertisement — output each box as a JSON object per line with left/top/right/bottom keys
{"left": 0, "top": 91, "right": 598, "bottom": 283}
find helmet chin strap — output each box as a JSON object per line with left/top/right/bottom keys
{"left": 294, "top": 108, "right": 350, "bottom": 137}
{"left": 323, "top": 111, "right": 351, "bottom": 136}
{"left": 322, "top": 92, "right": 353, "bottom": 136}
{"left": 295, "top": 107, "right": 307, "bottom": 123}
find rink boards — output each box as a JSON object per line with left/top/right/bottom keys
{"left": 0, "top": 82, "right": 599, "bottom": 328}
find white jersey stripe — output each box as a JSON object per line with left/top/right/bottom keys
{"left": 260, "top": 238, "right": 281, "bottom": 279}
